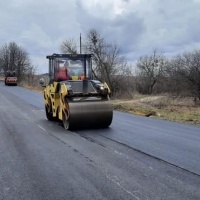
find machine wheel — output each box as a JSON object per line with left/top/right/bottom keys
{"left": 45, "top": 105, "right": 54, "bottom": 121}
{"left": 62, "top": 110, "right": 70, "bottom": 130}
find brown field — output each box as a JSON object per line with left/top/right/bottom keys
{"left": 112, "top": 95, "right": 200, "bottom": 126}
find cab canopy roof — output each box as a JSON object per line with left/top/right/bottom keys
{"left": 46, "top": 53, "right": 93, "bottom": 60}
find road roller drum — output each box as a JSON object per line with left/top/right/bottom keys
{"left": 64, "top": 100, "right": 113, "bottom": 129}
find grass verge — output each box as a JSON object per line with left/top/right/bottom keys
{"left": 112, "top": 95, "right": 200, "bottom": 126}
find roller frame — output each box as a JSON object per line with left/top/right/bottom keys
{"left": 43, "top": 53, "right": 113, "bottom": 130}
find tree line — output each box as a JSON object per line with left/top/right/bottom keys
{"left": 0, "top": 42, "right": 36, "bottom": 84}
{"left": 1, "top": 29, "right": 200, "bottom": 101}
{"left": 135, "top": 49, "right": 200, "bottom": 100}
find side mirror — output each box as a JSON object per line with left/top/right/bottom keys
{"left": 39, "top": 77, "right": 46, "bottom": 87}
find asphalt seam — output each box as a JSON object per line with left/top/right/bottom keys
{"left": 94, "top": 133, "right": 200, "bottom": 177}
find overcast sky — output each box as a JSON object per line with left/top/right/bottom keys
{"left": 1, "top": 0, "right": 200, "bottom": 74}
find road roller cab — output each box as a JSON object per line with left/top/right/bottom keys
{"left": 43, "top": 53, "right": 113, "bottom": 130}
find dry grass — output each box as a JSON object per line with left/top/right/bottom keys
{"left": 20, "top": 84, "right": 44, "bottom": 93}
{"left": 112, "top": 95, "right": 200, "bottom": 126}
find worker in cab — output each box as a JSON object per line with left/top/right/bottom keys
{"left": 71, "top": 71, "right": 79, "bottom": 80}
{"left": 55, "top": 61, "right": 70, "bottom": 81}
{"left": 79, "top": 72, "right": 86, "bottom": 80}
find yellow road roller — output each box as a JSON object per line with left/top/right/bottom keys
{"left": 42, "top": 53, "right": 113, "bottom": 130}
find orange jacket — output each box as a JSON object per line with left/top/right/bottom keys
{"left": 80, "top": 74, "right": 85, "bottom": 80}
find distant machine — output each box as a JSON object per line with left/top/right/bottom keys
{"left": 4, "top": 70, "right": 17, "bottom": 86}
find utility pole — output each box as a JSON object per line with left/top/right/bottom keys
{"left": 80, "top": 33, "right": 82, "bottom": 54}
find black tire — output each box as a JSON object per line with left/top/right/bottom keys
{"left": 62, "top": 111, "right": 70, "bottom": 130}
{"left": 45, "top": 105, "right": 54, "bottom": 121}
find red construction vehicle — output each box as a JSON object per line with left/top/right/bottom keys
{"left": 5, "top": 70, "right": 18, "bottom": 86}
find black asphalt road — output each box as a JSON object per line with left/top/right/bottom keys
{"left": 0, "top": 82, "right": 200, "bottom": 200}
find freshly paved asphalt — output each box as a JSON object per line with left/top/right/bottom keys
{"left": 0, "top": 82, "right": 200, "bottom": 200}
{"left": 78, "top": 111, "right": 200, "bottom": 175}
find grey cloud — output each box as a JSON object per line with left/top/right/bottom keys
{"left": 0, "top": 0, "right": 80, "bottom": 73}
{"left": 1, "top": 0, "right": 200, "bottom": 73}
{"left": 75, "top": 0, "right": 200, "bottom": 62}
{"left": 104, "top": 13, "right": 144, "bottom": 52}
{"left": 76, "top": 0, "right": 144, "bottom": 54}
{"left": 132, "top": 0, "right": 200, "bottom": 58}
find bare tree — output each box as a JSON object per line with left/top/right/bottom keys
{"left": 0, "top": 42, "right": 31, "bottom": 82}
{"left": 26, "top": 65, "right": 38, "bottom": 86}
{"left": 176, "top": 50, "right": 200, "bottom": 100}
{"left": 163, "top": 56, "right": 187, "bottom": 96}
{"left": 85, "top": 29, "right": 133, "bottom": 97}
{"left": 60, "top": 29, "right": 132, "bottom": 98}
{"left": 60, "top": 38, "right": 78, "bottom": 54}
{"left": 160, "top": 49, "right": 200, "bottom": 100}
{"left": 135, "top": 49, "right": 167, "bottom": 94}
